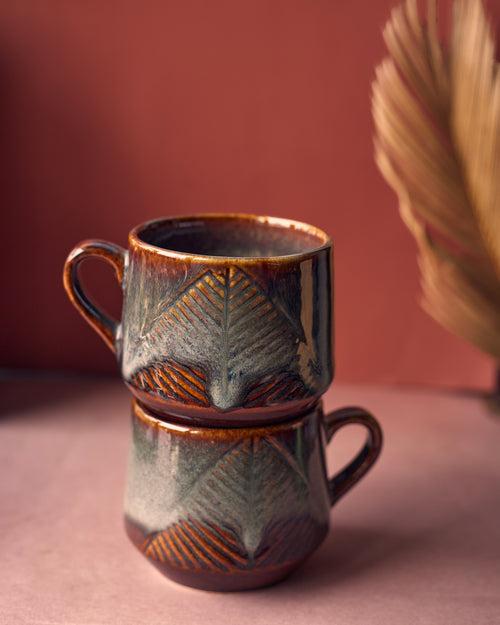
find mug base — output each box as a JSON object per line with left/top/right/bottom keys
{"left": 125, "top": 381, "right": 323, "bottom": 427}
{"left": 125, "top": 517, "right": 324, "bottom": 592}
{"left": 150, "top": 557, "right": 303, "bottom": 592}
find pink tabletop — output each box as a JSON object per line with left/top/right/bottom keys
{"left": 1, "top": 377, "right": 499, "bottom": 624}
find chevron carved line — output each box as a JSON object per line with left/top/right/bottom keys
{"left": 133, "top": 360, "right": 210, "bottom": 407}
{"left": 142, "top": 514, "right": 322, "bottom": 573}
{"left": 143, "top": 518, "right": 248, "bottom": 572}
{"left": 130, "top": 267, "right": 309, "bottom": 410}
{"left": 243, "top": 371, "right": 309, "bottom": 406}
{"left": 140, "top": 432, "right": 316, "bottom": 572}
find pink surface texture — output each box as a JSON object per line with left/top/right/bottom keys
{"left": 1, "top": 377, "right": 499, "bottom": 624}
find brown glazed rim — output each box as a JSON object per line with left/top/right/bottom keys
{"left": 133, "top": 399, "right": 323, "bottom": 439}
{"left": 129, "top": 213, "right": 332, "bottom": 264}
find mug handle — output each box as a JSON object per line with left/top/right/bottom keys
{"left": 324, "top": 406, "right": 383, "bottom": 506}
{"left": 63, "top": 239, "right": 127, "bottom": 353}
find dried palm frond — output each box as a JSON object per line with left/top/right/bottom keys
{"left": 372, "top": 0, "right": 500, "bottom": 361}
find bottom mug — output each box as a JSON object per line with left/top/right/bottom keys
{"left": 124, "top": 399, "right": 383, "bottom": 591}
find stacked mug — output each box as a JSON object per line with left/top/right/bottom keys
{"left": 63, "top": 214, "right": 382, "bottom": 591}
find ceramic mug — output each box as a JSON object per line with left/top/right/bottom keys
{"left": 63, "top": 214, "right": 333, "bottom": 424}
{"left": 125, "top": 399, "right": 383, "bottom": 591}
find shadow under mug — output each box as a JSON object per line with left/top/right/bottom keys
{"left": 125, "top": 399, "right": 383, "bottom": 591}
{"left": 63, "top": 214, "right": 333, "bottom": 424}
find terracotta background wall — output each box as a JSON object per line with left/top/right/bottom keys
{"left": 1, "top": 0, "right": 497, "bottom": 389}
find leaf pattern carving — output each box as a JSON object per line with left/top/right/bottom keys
{"left": 129, "top": 267, "right": 305, "bottom": 410}
{"left": 142, "top": 514, "right": 323, "bottom": 572}
{"left": 140, "top": 436, "right": 316, "bottom": 569}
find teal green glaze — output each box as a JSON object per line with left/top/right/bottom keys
{"left": 124, "top": 399, "right": 383, "bottom": 591}
{"left": 64, "top": 214, "right": 333, "bottom": 425}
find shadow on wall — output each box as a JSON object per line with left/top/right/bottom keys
{"left": 0, "top": 13, "right": 147, "bottom": 374}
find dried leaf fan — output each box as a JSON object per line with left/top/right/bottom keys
{"left": 372, "top": 0, "right": 500, "bottom": 384}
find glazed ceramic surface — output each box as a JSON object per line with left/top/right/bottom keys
{"left": 124, "top": 399, "right": 382, "bottom": 591}
{"left": 64, "top": 214, "right": 333, "bottom": 423}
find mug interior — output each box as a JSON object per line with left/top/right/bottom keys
{"left": 134, "top": 215, "right": 330, "bottom": 258}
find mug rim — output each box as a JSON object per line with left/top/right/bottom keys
{"left": 129, "top": 213, "right": 332, "bottom": 263}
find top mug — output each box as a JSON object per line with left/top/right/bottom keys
{"left": 63, "top": 214, "right": 333, "bottom": 424}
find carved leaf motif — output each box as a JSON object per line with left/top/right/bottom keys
{"left": 134, "top": 360, "right": 210, "bottom": 406}
{"left": 143, "top": 514, "right": 323, "bottom": 572}
{"left": 142, "top": 435, "right": 313, "bottom": 568}
{"left": 130, "top": 267, "right": 302, "bottom": 410}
